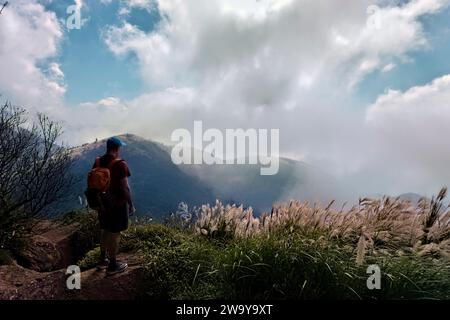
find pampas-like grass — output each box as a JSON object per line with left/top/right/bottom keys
{"left": 356, "top": 235, "right": 366, "bottom": 266}
{"left": 194, "top": 188, "right": 450, "bottom": 261}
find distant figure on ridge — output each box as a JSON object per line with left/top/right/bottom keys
{"left": 85, "top": 136, "right": 135, "bottom": 275}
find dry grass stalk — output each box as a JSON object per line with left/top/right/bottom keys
{"left": 194, "top": 188, "right": 450, "bottom": 261}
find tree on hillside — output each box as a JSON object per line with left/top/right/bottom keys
{"left": 0, "top": 101, "right": 73, "bottom": 255}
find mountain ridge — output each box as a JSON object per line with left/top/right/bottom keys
{"left": 66, "top": 134, "right": 215, "bottom": 218}
{"left": 64, "top": 134, "right": 342, "bottom": 218}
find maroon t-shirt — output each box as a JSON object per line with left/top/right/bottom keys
{"left": 93, "top": 154, "right": 131, "bottom": 198}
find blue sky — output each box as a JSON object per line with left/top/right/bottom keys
{"left": 357, "top": 5, "right": 450, "bottom": 103}
{"left": 42, "top": 0, "right": 162, "bottom": 105}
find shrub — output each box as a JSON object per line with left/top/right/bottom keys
{"left": 0, "top": 102, "right": 73, "bottom": 262}
{"left": 78, "top": 247, "right": 101, "bottom": 270}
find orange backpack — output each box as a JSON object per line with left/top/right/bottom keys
{"left": 87, "top": 157, "right": 122, "bottom": 192}
{"left": 85, "top": 157, "right": 122, "bottom": 210}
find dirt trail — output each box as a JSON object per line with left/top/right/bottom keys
{"left": 69, "top": 254, "right": 144, "bottom": 300}
{"left": 0, "top": 221, "right": 144, "bottom": 300}
{"left": 0, "top": 263, "right": 67, "bottom": 300}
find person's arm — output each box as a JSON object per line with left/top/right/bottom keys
{"left": 117, "top": 160, "right": 135, "bottom": 214}
{"left": 120, "top": 177, "right": 135, "bottom": 214}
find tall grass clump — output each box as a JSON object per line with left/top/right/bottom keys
{"left": 194, "top": 190, "right": 450, "bottom": 260}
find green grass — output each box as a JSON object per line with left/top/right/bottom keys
{"left": 75, "top": 219, "right": 450, "bottom": 300}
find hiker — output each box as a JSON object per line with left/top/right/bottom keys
{"left": 87, "top": 137, "right": 135, "bottom": 275}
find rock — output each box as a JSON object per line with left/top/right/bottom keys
{"left": 16, "top": 235, "right": 61, "bottom": 272}
{"left": 15, "top": 221, "right": 78, "bottom": 272}
{"left": 1, "top": 253, "right": 144, "bottom": 300}
{"left": 68, "top": 253, "right": 144, "bottom": 300}
{"left": 1, "top": 218, "right": 144, "bottom": 300}
{"left": 0, "top": 263, "right": 66, "bottom": 300}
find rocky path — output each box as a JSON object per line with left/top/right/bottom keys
{"left": 0, "top": 221, "right": 144, "bottom": 300}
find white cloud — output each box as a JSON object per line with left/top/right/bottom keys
{"left": 80, "top": 96, "right": 124, "bottom": 108}
{"left": 382, "top": 63, "right": 397, "bottom": 73}
{"left": 48, "top": 62, "right": 65, "bottom": 80}
{"left": 62, "top": 88, "right": 199, "bottom": 146}
{"left": 127, "top": 0, "right": 153, "bottom": 9}
{"left": 362, "top": 74, "right": 450, "bottom": 194}
{"left": 75, "top": 0, "right": 448, "bottom": 197}
{"left": 2, "top": 0, "right": 449, "bottom": 197}
{"left": 105, "top": 0, "right": 448, "bottom": 92}
{"left": 0, "top": 0, "right": 64, "bottom": 111}
{"left": 118, "top": 0, "right": 155, "bottom": 15}
{"left": 100, "top": 2, "right": 450, "bottom": 177}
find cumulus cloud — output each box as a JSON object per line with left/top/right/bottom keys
{"left": 126, "top": 0, "right": 154, "bottom": 10}
{"left": 87, "top": 0, "right": 450, "bottom": 196}
{"left": 104, "top": 0, "right": 446, "bottom": 92}
{"left": 2, "top": 0, "right": 449, "bottom": 197}
{"left": 48, "top": 62, "right": 65, "bottom": 80}
{"left": 0, "top": 0, "right": 65, "bottom": 110}
{"left": 117, "top": 0, "right": 155, "bottom": 15}
{"left": 381, "top": 63, "right": 397, "bottom": 73}
{"left": 62, "top": 88, "right": 199, "bottom": 146}
{"left": 80, "top": 96, "right": 123, "bottom": 108}
{"left": 362, "top": 74, "right": 450, "bottom": 194}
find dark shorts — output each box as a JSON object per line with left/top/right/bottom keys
{"left": 98, "top": 201, "right": 129, "bottom": 233}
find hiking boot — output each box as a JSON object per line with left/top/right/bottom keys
{"left": 96, "top": 257, "right": 109, "bottom": 271}
{"left": 106, "top": 261, "right": 128, "bottom": 276}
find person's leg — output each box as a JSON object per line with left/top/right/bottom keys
{"left": 106, "top": 202, "right": 128, "bottom": 274}
{"left": 96, "top": 229, "right": 110, "bottom": 270}
{"left": 100, "top": 229, "right": 108, "bottom": 259}
{"left": 107, "top": 232, "right": 120, "bottom": 264}
{"left": 106, "top": 231, "right": 128, "bottom": 274}
{"left": 97, "top": 210, "right": 110, "bottom": 269}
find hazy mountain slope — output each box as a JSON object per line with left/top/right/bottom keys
{"left": 396, "top": 193, "right": 427, "bottom": 204}
{"left": 66, "top": 134, "right": 215, "bottom": 218}
{"left": 180, "top": 157, "right": 341, "bottom": 213}
{"left": 63, "top": 134, "right": 342, "bottom": 218}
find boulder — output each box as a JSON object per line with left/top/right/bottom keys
{"left": 15, "top": 221, "right": 78, "bottom": 272}
{"left": 0, "top": 263, "right": 67, "bottom": 300}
